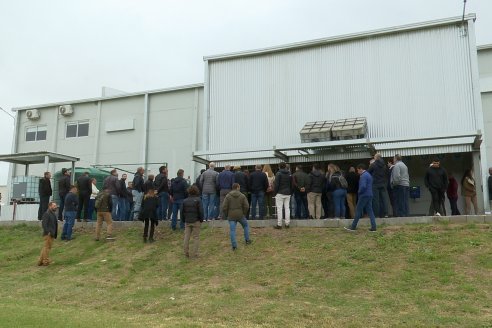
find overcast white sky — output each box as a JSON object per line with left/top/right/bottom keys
{"left": 1, "top": 0, "right": 491, "bottom": 185}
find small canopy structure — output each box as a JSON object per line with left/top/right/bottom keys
{"left": 0, "top": 151, "right": 79, "bottom": 183}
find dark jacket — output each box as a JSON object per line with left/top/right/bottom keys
{"left": 133, "top": 172, "right": 145, "bottom": 193}
{"left": 367, "top": 158, "right": 388, "bottom": 187}
{"left": 154, "top": 173, "right": 169, "bottom": 193}
{"left": 275, "top": 169, "right": 293, "bottom": 195}
{"left": 139, "top": 195, "right": 158, "bottom": 220}
{"left": 330, "top": 171, "right": 344, "bottom": 190}
{"left": 77, "top": 175, "right": 92, "bottom": 195}
{"left": 41, "top": 209, "right": 58, "bottom": 238}
{"left": 95, "top": 190, "right": 112, "bottom": 212}
{"left": 170, "top": 176, "right": 188, "bottom": 200}
{"left": 39, "top": 177, "right": 52, "bottom": 197}
{"left": 126, "top": 187, "right": 134, "bottom": 203}
{"left": 182, "top": 196, "right": 204, "bottom": 223}
{"left": 345, "top": 171, "right": 359, "bottom": 194}
{"left": 118, "top": 179, "right": 128, "bottom": 197}
{"left": 249, "top": 170, "right": 268, "bottom": 193}
{"left": 424, "top": 165, "right": 448, "bottom": 191}
{"left": 488, "top": 176, "right": 492, "bottom": 201}
{"left": 308, "top": 170, "right": 325, "bottom": 193}
{"left": 200, "top": 169, "right": 219, "bottom": 194}
{"left": 103, "top": 175, "right": 119, "bottom": 196}
{"left": 217, "top": 170, "right": 234, "bottom": 190}
{"left": 447, "top": 176, "right": 459, "bottom": 200}
{"left": 58, "top": 175, "right": 71, "bottom": 197}
{"left": 234, "top": 171, "right": 249, "bottom": 193}
{"left": 293, "top": 170, "right": 309, "bottom": 192}
{"left": 143, "top": 179, "right": 155, "bottom": 194}
{"left": 64, "top": 192, "right": 79, "bottom": 212}
{"left": 223, "top": 190, "right": 249, "bottom": 220}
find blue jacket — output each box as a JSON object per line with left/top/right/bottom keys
{"left": 358, "top": 171, "right": 373, "bottom": 197}
{"left": 64, "top": 192, "right": 79, "bottom": 212}
{"left": 170, "top": 176, "right": 188, "bottom": 201}
{"left": 217, "top": 170, "right": 234, "bottom": 190}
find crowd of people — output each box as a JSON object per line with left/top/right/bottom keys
{"left": 37, "top": 154, "right": 484, "bottom": 266}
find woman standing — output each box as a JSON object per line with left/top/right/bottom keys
{"left": 330, "top": 168, "right": 347, "bottom": 219}
{"left": 263, "top": 164, "right": 275, "bottom": 218}
{"left": 447, "top": 173, "right": 460, "bottom": 215}
{"left": 461, "top": 169, "right": 478, "bottom": 215}
{"left": 140, "top": 188, "right": 159, "bottom": 243}
{"left": 87, "top": 178, "right": 99, "bottom": 221}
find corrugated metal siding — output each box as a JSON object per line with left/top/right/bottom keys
{"left": 207, "top": 24, "right": 476, "bottom": 152}
{"left": 379, "top": 144, "right": 472, "bottom": 158}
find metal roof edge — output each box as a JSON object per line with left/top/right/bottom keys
{"left": 478, "top": 44, "right": 492, "bottom": 51}
{"left": 203, "top": 14, "right": 476, "bottom": 62}
{"left": 12, "top": 83, "right": 204, "bottom": 111}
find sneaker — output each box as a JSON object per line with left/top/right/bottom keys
{"left": 106, "top": 236, "right": 115, "bottom": 241}
{"left": 368, "top": 228, "right": 377, "bottom": 233}
{"left": 344, "top": 226, "right": 356, "bottom": 232}
{"left": 232, "top": 246, "right": 237, "bottom": 251}
{"left": 435, "top": 212, "right": 441, "bottom": 216}
{"left": 245, "top": 240, "right": 252, "bottom": 245}
{"left": 95, "top": 238, "right": 100, "bottom": 241}
{"left": 274, "top": 225, "right": 282, "bottom": 229}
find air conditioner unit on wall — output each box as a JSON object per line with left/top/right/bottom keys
{"left": 26, "top": 109, "right": 40, "bottom": 120}
{"left": 59, "top": 105, "right": 74, "bottom": 116}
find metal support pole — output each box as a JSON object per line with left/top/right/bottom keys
{"left": 24, "top": 164, "right": 29, "bottom": 176}
{"left": 71, "top": 161, "right": 76, "bottom": 184}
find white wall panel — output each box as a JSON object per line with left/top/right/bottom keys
{"left": 207, "top": 23, "right": 478, "bottom": 153}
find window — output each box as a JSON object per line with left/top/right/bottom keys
{"left": 25, "top": 125, "right": 47, "bottom": 141}
{"left": 66, "top": 121, "right": 89, "bottom": 138}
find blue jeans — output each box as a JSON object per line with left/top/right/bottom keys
{"left": 172, "top": 198, "right": 185, "bottom": 230}
{"left": 62, "top": 211, "right": 76, "bottom": 240}
{"left": 372, "top": 185, "right": 388, "bottom": 218}
{"left": 132, "top": 190, "right": 143, "bottom": 220}
{"left": 202, "top": 193, "right": 217, "bottom": 220}
{"left": 117, "top": 197, "right": 129, "bottom": 221}
{"left": 158, "top": 192, "right": 169, "bottom": 220}
{"left": 58, "top": 193, "right": 66, "bottom": 220}
{"left": 229, "top": 218, "right": 250, "bottom": 248}
{"left": 394, "top": 185, "right": 409, "bottom": 217}
{"left": 351, "top": 195, "right": 376, "bottom": 230}
{"left": 110, "top": 195, "right": 118, "bottom": 219}
{"left": 87, "top": 199, "right": 96, "bottom": 221}
{"left": 250, "top": 191, "right": 265, "bottom": 219}
{"left": 332, "top": 188, "right": 347, "bottom": 218}
{"left": 294, "top": 191, "right": 308, "bottom": 218}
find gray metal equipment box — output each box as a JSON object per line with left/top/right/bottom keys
{"left": 299, "top": 120, "right": 335, "bottom": 143}
{"left": 331, "top": 117, "right": 367, "bottom": 140}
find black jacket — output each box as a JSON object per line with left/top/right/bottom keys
{"left": 118, "top": 179, "right": 128, "bottom": 197}
{"left": 170, "top": 176, "right": 188, "bottom": 200}
{"left": 139, "top": 196, "right": 158, "bottom": 220}
{"left": 249, "top": 170, "right": 268, "bottom": 193}
{"left": 133, "top": 172, "right": 144, "bottom": 193}
{"left": 308, "top": 170, "right": 325, "bottom": 193}
{"left": 39, "top": 178, "right": 52, "bottom": 197}
{"left": 42, "top": 209, "right": 58, "bottom": 238}
{"left": 346, "top": 171, "right": 359, "bottom": 194}
{"left": 154, "top": 173, "right": 169, "bottom": 193}
{"left": 234, "top": 171, "right": 249, "bottom": 193}
{"left": 368, "top": 158, "right": 387, "bottom": 187}
{"left": 275, "top": 169, "right": 293, "bottom": 195}
{"left": 58, "top": 175, "right": 71, "bottom": 197}
{"left": 425, "top": 165, "right": 448, "bottom": 191}
{"left": 77, "top": 175, "right": 92, "bottom": 195}
{"left": 64, "top": 192, "right": 79, "bottom": 212}
{"left": 143, "top": 179, "right": 155, "bottom": 194}
{"left": 182, "top": 196, "right": 204, "bottom": 223}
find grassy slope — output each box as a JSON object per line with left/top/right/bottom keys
{"left": 0, "top": 223, "right": 491, "bottom": 327}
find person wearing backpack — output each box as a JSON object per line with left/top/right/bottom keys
{"left": 182, "top": 185, "right": 204, "bottom": 258}
{"left": 94, "top": 188, "right": 114, "bottom": 241}
{"left": 330, "top": 168, "right": 347, "bottom": 220}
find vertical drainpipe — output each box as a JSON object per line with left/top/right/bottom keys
{"left": 467, "top": 18, "right": 488, "bottom": 212}
{"left": 143, "top": 94, "right": 149, "bottom": 170}
{"left": 93, "top": 100, "right": 102, "bottom": 166}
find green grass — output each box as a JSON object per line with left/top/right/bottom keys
{"left": 1, "top": 223, "right": 492, "bottom": 327}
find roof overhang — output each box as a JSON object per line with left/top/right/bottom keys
{"left": 0, "top": 151, "right": 80, "bottom": 165}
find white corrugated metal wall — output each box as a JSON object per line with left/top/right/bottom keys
{"left": 206, "top": 23, "right": 477, "bottom": 152}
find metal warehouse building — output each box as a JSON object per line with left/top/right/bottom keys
{"left": 2, "top": 14, "right": 491, "bottom": 218}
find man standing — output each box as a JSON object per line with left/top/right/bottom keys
{"left": 170, "top": 169, "right": 188, "bottom": 230}
{"left": 307, "top": 164, "right": 325, "bottom": 220}
{"left": 249, "top": 164, "right": 268, "bottom": 220}
{"left": 154, "top": 166, "right": 170, "bottom": 221}
{"left": 200, "top": 162, "right": 219, "bottom": 221}
{"left": 103, "top": 169, "right": 119, "bottom": 220}
{"left": 132, "top": 167, "right": 145, "bottom": 220}
{"left": 94, "top": 188, "right": 114, "bottom": 241}
{"left": 344, "top": 164, "right": 377, "bottom": 232}
{"left": 367, "top": 153, "right": 388, "bottom": 218}
{"left": 58, "top": 168, "right": 71, "bottom": 221}
{"left": 488, "top": 168, "right": 492, "bottom": 211}
{"left": 38, "top": 172, "right": 52, "bottom": 220}
{"left": 38, "top": 201, "right": 58, "bottom": 266}
{"left": 390, "top": 154, "right": 410, "bottom": 217}
{"left": 76, "top": 171, "right": 92, "bottom": 222}
{"left": 117, "top": 173, "right": 130, "bottom": 221}
{"left": 217, "top": 165, "right": 234, "bottom": 219}
{"left": 223, "top": 183, "right": 252, "bottom": 251}
{"left": 293, "top": 165, "right": 309, "bottom": 219}
{"left": 424, "top": 158, "right": 449, "bottom": 216}
{"left": 61, "top": 185, "right": 78, "bottom": 241}
{"left": 345, "top": 167, "right": 359, "bottom": 219}
{"left": 274, "top": 162, "right": 293, "bottom": 229}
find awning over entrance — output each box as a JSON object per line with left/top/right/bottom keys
{"left": 193, "top": 133, "right": 481, "bottom": 166}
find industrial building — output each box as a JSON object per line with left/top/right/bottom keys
{"left": 1, "top": 14, "right": 491, "bottom": 219}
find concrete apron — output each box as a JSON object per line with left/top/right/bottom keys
{"left": 1, "top": 215, "right": 491, "bottom": 228}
